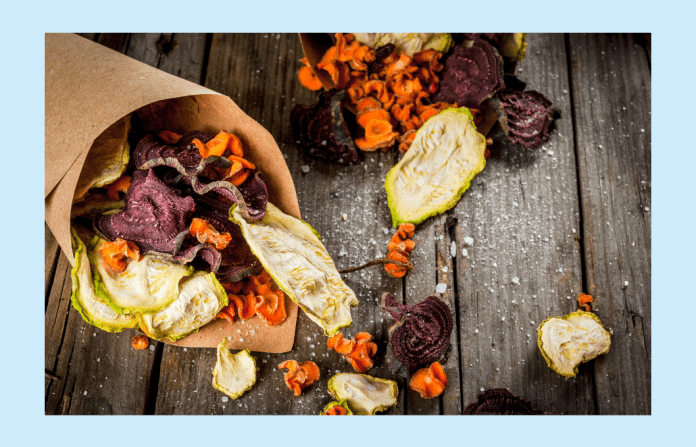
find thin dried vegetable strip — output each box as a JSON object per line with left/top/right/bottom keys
{"left": 409, "top": 362, "right": 447, "bottom": 399}
{"left": 229, "top": 292, "right": 256, "bottom": 320}
{"left": 278, "top": 360, "right": 320, "bottom": 396}
{"left": 98, "top": 238, "right": 141, "bottom": 273}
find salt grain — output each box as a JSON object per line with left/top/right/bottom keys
{"left": 301, "top": 165, "right": 310, "bottom": 173}
{"left": 512, "top": 277, "right": 520, "bottom": 285}
{"left": 435, "top": 283, "right": 447, "bottom": 293}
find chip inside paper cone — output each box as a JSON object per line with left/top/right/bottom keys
{"left": 45, "top": 34, "right": 300, "bottom": 351}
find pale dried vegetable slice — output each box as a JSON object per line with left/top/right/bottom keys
{"left": 89, "top": 238, "right": 193, "bottom": 315}
{"left": 537, "top": 310, "right": 611, "bottom": 378}
{"left": 353, "top": 33, "right": 452, "bottom": 57}
{"left": 69, "top": 229, "right": 138, "bottom": 333}
{"left": 385, "top": 107, "right": 486, "bottom": 227}
{"left": 138, "top": 271, "right": 228, "bottom": 342}
{"left": 73, "top": 114, "right": 131, "bottom": 201}
{"left": 327, "top": 373, "right": 398, "bottom": 415}
{"left": 212, "top": 338, "right": 257, "bottom": 399}
{"left": 230, "top": 203, "right": 358, "bottom": 335}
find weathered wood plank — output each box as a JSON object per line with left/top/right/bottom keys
{"left": 453, "top": 33, "right": 595, "bottom": 414}
{"left": 401, "top": 213, "right": 463, "bottom": 414}
{"left": 45, "top": 252, "right": 156, "bottom": 414}
{"left": 45, "top": 33, "right": 210, "bottom": 415}
{"left": 569, "top": 33, "right": 651, "bottom": 415}
{"left": 153, "top": 33, "right": 406, "bottom": 415}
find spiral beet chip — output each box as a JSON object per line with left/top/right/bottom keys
{"left": 491, "top": 89, "right": 556, "bottom": 149}
{"left": 380, "top": 292, "right": 453, "bottom": 375}
{"left": 432, "top": 39, "right": 505, "bottom": 108}
{"left": 463, "top": 388, "right": 550, "bottom": 415}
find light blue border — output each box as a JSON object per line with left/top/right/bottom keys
{"left": 3, "top": 0, "right": 692, "bottom": 445}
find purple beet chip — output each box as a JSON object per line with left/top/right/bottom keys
{"left": 94, "top": 169, "right": 195, "bottom": 254}
{"left": 491, "top": 90, "right": 556, "bottom": 149}
{"left": 433, "top": 40, "right": 505, "bottom": 108}
{"left": 463, "top": 388, "right": 552, "bottom": 415}
{"left": 291, "top": 90, "right": 362, "bottom": 166}
{"left": 380, "top": 292, "right": 453, "bottom": 375}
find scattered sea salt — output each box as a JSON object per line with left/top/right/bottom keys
{"left": 462, "top": 248, "right": 468, "bottom": 258}
{"left": 435, "top": 283, "right": 447, "bottom": 293}
{"left": 624, "top": 281, "right": 629, "bottom": 287}
{"left": 301, "top": 165, "right": 310, "bottom": 173}
{"left": 512, "top": 277, "right": 520, "bottom": 285}
{"left": 463, "top": 237, "right": 474, "bottom": 246}
{"left": 342, "top": 214, "right": 347, "bottom": 221}
{"left": 450, "top": 241, "right": 457, "bottom": 258}
{"left": 221, "top": 396, "right": 229, "bottom": 403}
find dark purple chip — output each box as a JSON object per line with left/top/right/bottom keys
{"left": 463, "top": 388, "right": 553, "bottom": 415}
{"left": 432, "top": 40, "right": 505, "bottom": 108}
{"left": 461, "top": 33, "right": 503, "bottom": 47}
{"left": 291, "top": 90, "right": 362, "bottom": 166}
{"left": 94, "top": 169, "right": 196, "bottom": 254}
{"left": 491, "top": 90, "right": 556, "bottom": 149}
{"left": 380, "top": 292, "right": 453, "bottom": 376}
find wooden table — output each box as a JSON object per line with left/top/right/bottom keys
{"left": 45, "top": 33, "right": 651, "bottom": 415}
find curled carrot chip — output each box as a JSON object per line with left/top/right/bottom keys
{"left": 132, "top": 335, "right": 149, "bottom": 350}
{"left": 298, "top": 65, "right": 322, "bottom": 91}
{"left": 578, "top": 293, "right": 594, "bottom": 312}
{"left": 254, "top": 288, "right": 287, "bottom": 326}
{"left": 106, "top": 175, "right": 132, "bottom": 201}
{"left": 98, "top": 238, "right": 140, "bottom": 273}
{"left": 385, "top": 223, "right": 416, "bottom": 278}
{"left": 278, "top": 360, "right": 320, "bottom": 396}
{"left": 324, "top": 404, "right": 348, "bottom": 415}
{"left": 356, "top": 96, "right": 382, "bottom": 113}
{"left": 327, "top": 332, "right": 377, "bottom": 373}
{"left": 230, "top": 292, "right": 256, "bottom": 320}
{"left": 215, "top": 304, "right": 236, "bottom": 323}
{"left": 327, "top": 333, "right": 357, "bottom": 355}
{"left": 189, "top": 218, "right": 232, "bottom": 250}
{"left": 409, "top": 362, "right": 447, "bottom": 399}
{"left": 356, "top": 108, "right": 391, "bottom": 129}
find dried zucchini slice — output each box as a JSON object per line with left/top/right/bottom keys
{"left": 537, "top": 310, "right": 611, "bottom": 378}
{"left": 327, "top": 373, "right": 398, "bottom": 415}
{"left": 353, "top": 33, "right": 452, "bottom": 56}
{"left": 320, "top": 399, "right": 354, "bottom": 415}
{"left": 138, "top": 271, "right": 228, "bottom": 342}
{"left": 385, "top": 107, "right": 486, "bottom": 227}
{"left": 212, "top": 338, "right": 257, "bottom": 400}
{"left": 230, "top": 203, "right": 358, "bottom": 336}
{"left": 89, "top": 238, "right": 193, "bottom": 315}
{"left": 69, "top": 228, "right": 138, "bottom": 332}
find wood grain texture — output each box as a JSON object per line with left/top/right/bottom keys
{"left": 569, "top": 33, "right": 651, "bottom": 415}
{"left": 45, "top": 33, "right": 651, "bottom": 415}
{"left": 453, "top": 33, "right": 595, "bottom": 415}
{"left": 44, "top": 251, "right": 155, "bottom": 414}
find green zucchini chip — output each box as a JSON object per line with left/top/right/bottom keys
{"left": 327, "top": 373, "right": 398, "bottom": 415}
{"left": 385, "top": 107, "right": 486, "bottom": 227}
{"left": 537, "top": 310, "right": 612, "bottom": 378}
{"left": 89, "top": 238, "right": 193, "bottom": 315}
{"left": 69, "top": 229, "right": 138, "bottom": 332}
{"left": 212, "top": 338, "right": 257, "bottom": 400}
{"left": 230, "top": 203, "right": 358, "bottom": 336}
{"left": 138, "top": 271, "right": 228, "bottom": 342}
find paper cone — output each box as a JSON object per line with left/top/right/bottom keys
{"left": 45, "top": 33, "right": 300, "bottom": 351}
